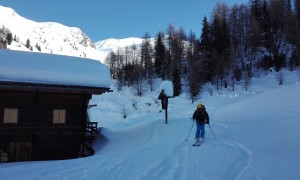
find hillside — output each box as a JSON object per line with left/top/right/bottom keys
{"left": 1, "top": 69, "right": 299, "bottom": 180}
{"left": 95, "top": 37, "right": 144, "bottom": 62}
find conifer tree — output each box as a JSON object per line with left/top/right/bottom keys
{"left": 296, "top": 0, "right": 300, "bottom": 26}
{"left": 210, "top": 11, "right": 231, "bottom": 85}
{"left": 6, "top": 33, "right": 13, "bottom": 45}
{"left": 172, "top": 66, "right": 181, "bottom": 96}
{"left": 200, "top": 16, "right": 211, "bottom": 55}
{"left": 141, "top": 32, "right": 154, "bottom": 90}
{"left": 25, "top": 39, "right": 31, "bottom": 49}
{"left": 285, "top": 0, "right": 299, "bottom": 71}
{"left": 261, "top": 0, "right": 272, "bottom": 49}
{"left": 154, "top": 31, "right": 166, "bottom": 79}
{"left": 186, "top": 31, "right": 201, "bottom": 102}
{"left": 200, "top": 15, "right": 214, "bottom": 83}
{"left": 176, "top": 27, "right": 186, "bottom": 74}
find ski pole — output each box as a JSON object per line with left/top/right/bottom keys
{"left": 186, "top": 120, "right": 195, "bottom": 141}
{"left": 208, "top": 124, "right": 217, "bottom": 140}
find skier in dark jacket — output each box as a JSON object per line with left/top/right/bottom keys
{"left": 192, "top": 104, "right": 209, "bottom": 145}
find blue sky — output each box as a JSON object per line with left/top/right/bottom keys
{"left": 0, "top": 0, "right": 248, "bottom": 41}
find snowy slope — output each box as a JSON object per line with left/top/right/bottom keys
{"left": 1, "top": 69, "right": 299, "bottom": 180}
{"left": 0, "top": 5, "right": 103, "bottom": 62}
{"left": 95, "top": 37, "right": 150, "bottom": 61}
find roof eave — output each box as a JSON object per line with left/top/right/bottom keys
{"left": 0, "top": 81, "right": 112, "bottom": 94}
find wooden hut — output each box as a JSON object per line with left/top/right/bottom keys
{"left": 0, "top": 49, "right": 111, "bottom": 162}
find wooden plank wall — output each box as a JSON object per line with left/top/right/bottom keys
{"left": 0, "top": 90, "right": 91, "bottom": 161}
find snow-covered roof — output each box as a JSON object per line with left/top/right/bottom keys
{"left": 0, "top": 49, "right": 112, "bottom": 89}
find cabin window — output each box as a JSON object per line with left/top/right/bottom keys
{"left": 3, "top": 108, "right": 18, "bottom": 123}
{"left": 53, "top": 109, "right": 66, "bottom": 124}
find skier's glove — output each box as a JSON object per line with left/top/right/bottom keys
{"left": 206, "top": 120, "right": 209, "bottom": 124}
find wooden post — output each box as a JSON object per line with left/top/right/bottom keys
{"left": 165, "top": 108, "right": 168, "bottom": 124}
{"left": 158, "top": 90, "right": 169, "bottom": 124}
{"left": 164, "top": 98, "right": 168, "bottom": 124}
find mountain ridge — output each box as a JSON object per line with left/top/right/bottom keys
{"left": 0, "top": 5, "right": 143, "bottom": 63}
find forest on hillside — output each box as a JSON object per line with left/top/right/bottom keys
{"left": 105, "top": 0, "right": 300, "bottom": 101}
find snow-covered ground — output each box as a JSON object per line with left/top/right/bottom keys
{"left": 1, "top": 69, "right": 300, "bottom": 180}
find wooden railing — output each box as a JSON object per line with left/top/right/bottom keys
{"left": 0, "top": 149, "right": 8, "bottom": 163}
{"left": 83, "top": 122, "right": 99, "bottom": 156}
{"left": 86, "top": 122, "right": 99, "bottom": 136}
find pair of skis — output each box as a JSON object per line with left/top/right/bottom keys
{"left": 192, "top": 141, "right": 202, "bottom": 147}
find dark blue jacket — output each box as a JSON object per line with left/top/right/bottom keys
{"left": 193, "top": 109, "right": 209, "bottom": 124}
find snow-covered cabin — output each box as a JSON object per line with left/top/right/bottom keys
{"left": 0, "top": 49, "right": 111, "bottom": 162}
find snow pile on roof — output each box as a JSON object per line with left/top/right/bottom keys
{"left": 0, "top": 49, "right": 111, "bottom": 88}
{"left": 159, "top": 80, "right": 173, "bottom": 97}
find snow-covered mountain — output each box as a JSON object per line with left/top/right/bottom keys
{"left": 95, "top": 37, "right": 144, "bottom": 61}
{"left": 0, "top": 5, "right": 143, "bottom": 63}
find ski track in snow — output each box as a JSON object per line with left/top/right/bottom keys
{"left": 149, "top": 112, "right": 253, "bottom": 180}
{"left": 97, "top": 118, "right": 188, "bottom": 179}
{"left": 90, "top": 110, "right": 253, "bottom": 180}
{"left": 206, "top": 114, "right": 252, "bottom": 180}
{"left": 219, "top": 140, "right": 252, "bottom": 179}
